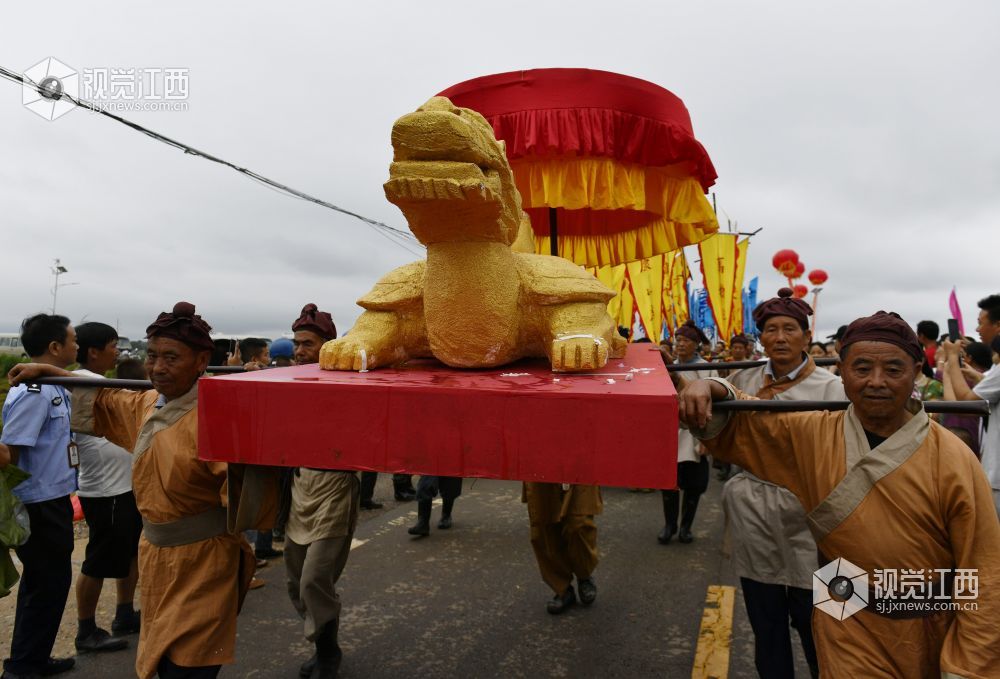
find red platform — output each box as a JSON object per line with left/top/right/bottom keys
{"left": 198, "top": 344, "right": 677, "bottom": 489}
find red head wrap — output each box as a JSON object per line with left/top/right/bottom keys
{"left": 839, "top": 311, "right": 923, "bottom": 362}
{"left": 752, "top": 288, "right": 812, "bottom": 331}
{"left": 676, "top": 320, "right": 709, "bottom": 345}
{"left": 292, "top": 303, "right": 337, "bottom": 341}
{"left": 145, "top": 301, "right": 214, "bottom": 352}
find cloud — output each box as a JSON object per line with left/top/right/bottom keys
{"left": 0, "top": 0, "right": 997, "bottom": 343}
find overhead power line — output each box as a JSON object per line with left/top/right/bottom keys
{"left": 0, "top": 64, "right": 424, "bottom": 257}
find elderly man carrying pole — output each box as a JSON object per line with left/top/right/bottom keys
{"left": 8, "top": 302, "right": 276, "bottom": 679}
{"left": 678, "top": 310, "right": 1000, "bottom": 679}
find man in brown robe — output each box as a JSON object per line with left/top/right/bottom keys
{"left": 523, "top": 483, "right": 601, "bottom": 614}
{"left": 724, "top": 288, "right": 844, "bottom": 679}
{"left": 286, "top": 303, "right": 358, "bottom": 679}
{"left": 8, "top": 302, "right": 275, "bottom": 679}
{"left": 679, "top": 311, "right": 1000, "bottom": 678}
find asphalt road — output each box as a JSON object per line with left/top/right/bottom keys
{"left": 24, "top": 475, "right": 814, "bottom": 678}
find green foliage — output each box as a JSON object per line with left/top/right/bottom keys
{"left": 0, "top": 355, "right": 26, "bottom": 378}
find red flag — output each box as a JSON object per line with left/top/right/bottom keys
{"left": 949, "top": 287, "right": 965, "bottom": 336}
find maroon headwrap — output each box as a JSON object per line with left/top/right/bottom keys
{"left": 752, "top": 288, "right": 812, "bottom": 331}
{"left": 292, "top": 303, "right": 337, "bottom": 341}
{"left": 676, "top": 320, "right": 709, "bottom": 345}
{"left": 145, "top": 301, "right": 214, "bottom": 352}
{"left": 839, "top": 311, "right": 923, "bottom": 362}
{"left": 729, "top": 334, "right": 751, "bottom": 348}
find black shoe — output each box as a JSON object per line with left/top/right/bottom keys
{"left": 546, "top": 586, "right": 577, "bottom": 614}
{"left": 678, "top": 526, "right": 694, "bottom": 543}
{"left": 394, "top": 489, "right": 416, "bottom": 502}
{"left": 255, "top": 547, "right": 283, "bottom": 559}
{"left": 657, "top": 524, "right": 676, "bottom": 545}
{"left": 311, "top": 653, "right": 342, "bottom": 679}
{"left": 37, "top": 658, "right": 75, "bottom": 676}
{"left": 360, "top": 499, "right": 383, "bottom": 510}
{"left": 437, "top": 514, "right": 452, "bottom": 529}
{"left": 75, "top": 628, "right": 128, "bottom": 654}
{"left": 577, "top": 578, "right": 597, "bottom": 605}
{"left": 111, "top": 611, "right": 141, "bottom": 636}
{"left": 408, "top": 500, "right": 431, "bottom": 536}
{"left": 299, "top": 654, "right": 316, "bottom": 678}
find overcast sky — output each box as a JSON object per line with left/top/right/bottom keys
{"left": 2, "top": 1, "right": 997, "bottom": 343}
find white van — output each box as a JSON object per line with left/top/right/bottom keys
{"left": 0, "top": 333, "right": 27, "bottom": 358}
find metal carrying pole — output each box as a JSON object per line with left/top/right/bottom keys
{"left": 22, "top": 378, "right": 991, "bottom": 417}
{"left": 712, "top": 399, "right": 989, "bottom": 417}
{"left": 666, "top": 357, "right": 837, "bottom": 371}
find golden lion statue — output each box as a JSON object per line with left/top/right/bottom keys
{"left": 320, "top": 96, "right": 627, "bottom": 372}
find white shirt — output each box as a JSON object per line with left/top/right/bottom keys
{"left": 973, "top": 364, "right": 1000, "bottom": 490}
{"left": 676, "top": 357, "right": 718, "bottom": 464}
{"left": 73, "top": 369, "right": 134, "bottom": 498}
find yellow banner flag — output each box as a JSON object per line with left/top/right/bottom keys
{"left": 661, "top": 253, "right": 676, "bottom": 333}
{"left": 670, "top": 250, "right": 690, "bottom": 328}
{"left": 730, "top": 239, "right": 749, "bottom": 339}
{"left": 698, "top": 234, "right": 740, "bottom": 340}
{"left": 618, "top": 278, "right": 635, "bottom": 333}
{"left": 592, "top": 264, "right": 627, "bottom": 322}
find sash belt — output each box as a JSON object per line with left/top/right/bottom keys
{"left": 143, "top": 507, "right": 228, "bottom": 547}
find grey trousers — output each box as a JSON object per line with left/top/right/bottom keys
{"left": 284, "top": 534, "right": 353, "bottom": 641}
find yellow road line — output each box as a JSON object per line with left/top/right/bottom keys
{"left": 691, "top": 584, "right": 735, "bottom": 679}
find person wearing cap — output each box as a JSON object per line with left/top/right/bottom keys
{"left": 270, "top": 337, "right": 295, "bottom": 367}
{"left": 285, "top": 304, "right": 356, "bottom": 679}
{"left": 721, "top": 288, "right": 845, "bottom": 679}
{"left": 678, "top": 310, "right": 1000, "bottom": 678}
{"left": 729, "top": 334, "right": 752, "bottom": 363}
{"left": 658, "top": 320, "right": 717, "bottom": 545}
{"left": 8, "top": 302, "right": 277, "bottom": 679}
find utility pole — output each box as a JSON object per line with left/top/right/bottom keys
{"left": 50, "top": 259, "right": 78, "bottom": 314}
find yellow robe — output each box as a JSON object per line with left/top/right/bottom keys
{"left": 698, "top": 386, "right": 1000, "bottom": 679}
{"left": 72, "top": 385, "right": 259, "bottom": 678}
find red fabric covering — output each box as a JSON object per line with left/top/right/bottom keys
{"left": 198, "top": 344, "right": 678, "bottom": 489}
{"left": 438, "top": 68, "right": 717, "bottom": 190}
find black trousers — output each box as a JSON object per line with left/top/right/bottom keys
{"left": 416, "top": 476, "right": 462, "bottom": 503}
{"left": 661, "top": 457, "right": 710, "bottom": 530}
{"left": 360, "top": 471, "right": 379, "bottom": 502}
{"left": 4, "top": 495, "right": 74, "bottom": 676}
{"left": 392, "top": 474, "right": 415, "bottom": 492}
{"left": 275, "top": 467, "right": 294, "bottom": 534}
{"left": 157, "top": 655, "right": 221, "bottom": 678}
{"left": 740, "top": 577, "right": 819, "bottom": 679}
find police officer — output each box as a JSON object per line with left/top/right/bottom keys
{"left": 1, "top": 314, "right": 80, "bottom": 679}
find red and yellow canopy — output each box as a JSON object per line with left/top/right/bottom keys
{"left": 439, "top": 68, "right": 720, "bottom": 268}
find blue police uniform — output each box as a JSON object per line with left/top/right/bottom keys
{"left": 1, "top": 384, "right": 77, "bottom": 503}
{"left": 1, "top": 383, "right": 77, "bottom": 676}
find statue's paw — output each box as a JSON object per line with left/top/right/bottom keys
{"left": 550, "top": 335, "right": 610, "bottom": 372}
{"left": 319, "top": 338, "right": 376, "bottom": 371}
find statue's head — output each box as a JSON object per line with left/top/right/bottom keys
{"left": 384, "top": 97, "right": 522, "bottom": 246}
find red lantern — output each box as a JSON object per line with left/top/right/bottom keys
{"left": 791, "top": 261, "right": 806, "bottom": 279}
{"left": 772, "top": 249, "right": 799, "bottom": 277}
{"left": 808, "top": 269, "right": 828, "bottom": 286}
{"left": 792, "top": 284, "right": 809, "bottom": 299}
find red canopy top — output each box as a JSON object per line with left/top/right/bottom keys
{"left": 438, "top": 68, "right": 717, "bottom": 190}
